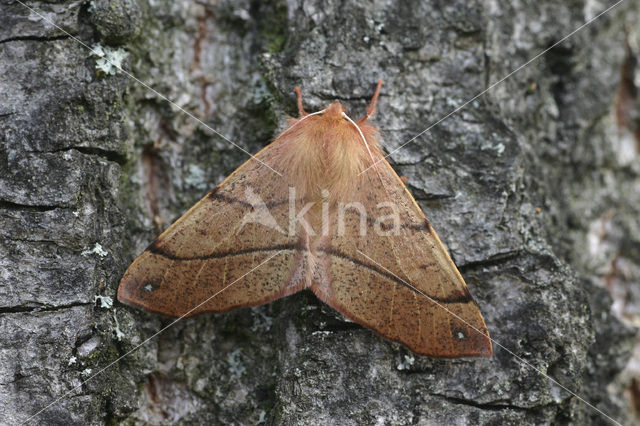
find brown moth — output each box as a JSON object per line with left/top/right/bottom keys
{"left": 118, "top": 80, "right": 493, "bottom": 358}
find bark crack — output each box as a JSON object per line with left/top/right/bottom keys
{"left": 458, "top": 250, "right": 523, "bottom": 271}
{"left": 0, "top": 34, "right": 71, "bottom": 45}
{"left": 0, "top": 200, "right": 60, "bottom": 211}
{"left": 0, "top": 301, "right": 91, "bottom": 315}
{"left": 430, "top": 393, "right": 533, "bottom": 412}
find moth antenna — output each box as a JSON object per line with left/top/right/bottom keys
{"left": 359, "top": 79, "right": 383, "bottom": 123}
{"left": 343, "top": 112, "right": 377, "bottom": 168}
{"left": 295, "top": 86, "right": 307, "bottom": 117}
{"left": 278, "top": 109, "right": 326, "bottom": 139}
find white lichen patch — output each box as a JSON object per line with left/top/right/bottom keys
{"left": 93, "top": 295, "right": 113, "bottom": 309}
{"left": 68, "top": 356, "right": 77, "bottom": 366}
{"left": 194, "top": 377, "right": 208, "bottom": 393}
{"left": 480, "top": 140, "right": 505, "bottom": 155}
{"left": 77, "top": 336, "right": 101, "bottom": 357}
{"left": 184, "top": 164, "right": 208, "bottom": 191}
{"left": 113, "top": 309, "right": 125, "bottom": 341}
{"left": 81, "top": 243, "right": 109, "bottom": 258}
{"left": 226, "top": 349, "right": 246, "bottom": 377}
{"left": 396, "top": 354, "right": 415, "bottom": 370}
{"left": 250, "top": 309, "right": 273, "bottom": 333}
{"left": 90, "top": 44, "right": 128, "bottom": 75}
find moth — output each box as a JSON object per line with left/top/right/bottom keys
{"left": 118, "top": 80, "right": 492, "bottom": 358}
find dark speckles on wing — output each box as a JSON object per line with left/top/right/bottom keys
{"left": 207, "top": 190, "right": 292, "bottom": 209}
{"left": 404, "top": 218, "right": 431, "bottom": 232}
{"left": 319, "top": 247, "right": 472, "bottom": 304}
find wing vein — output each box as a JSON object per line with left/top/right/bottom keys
{"left": 149, "top": 243, "right": 302, "bottom": 261}
{"left": 322, "top": 247, "right": 471, "bottom": 304}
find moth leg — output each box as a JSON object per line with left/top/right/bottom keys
{"left": 295, "top": 87, "right": 307, "bottom": 117}
{"left": 360, "top": 79, "right": 383, "bottom": 123}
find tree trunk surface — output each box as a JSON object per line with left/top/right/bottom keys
{"left": 1, "top": 0, "right": 639, "bottom": 424}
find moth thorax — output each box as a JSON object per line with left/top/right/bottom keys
{"left": 322, "top": 143, "right": 364, "bottom": 201}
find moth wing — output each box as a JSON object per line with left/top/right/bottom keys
{"left": 118, "top": 139, "right": 307, "bottom": 317}
{"left": 313, "top": 152, "right": 492, "bottom": 357}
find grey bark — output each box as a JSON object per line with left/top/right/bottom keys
{"left": 1, "top": 0, "right": 639, "bottom": 425}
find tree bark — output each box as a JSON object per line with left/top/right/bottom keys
{"left": 1, "top": 0, "right": 639, "bottom": 424}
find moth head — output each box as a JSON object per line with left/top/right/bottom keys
{"left": 323, "top": 101, "right": 347, "bottom": 121}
